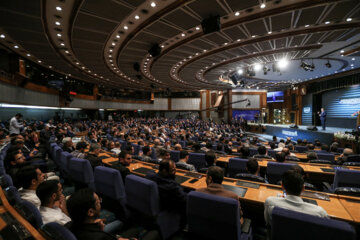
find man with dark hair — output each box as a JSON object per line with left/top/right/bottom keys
{"left": 66, "top": 188, "right": 135, "bottom": 240}
{"left": 10, "top": 113, "right": 24, "bottom": 136}
{"left": 17, "top": 165, "right": 46, "bottom": 208}
{"left": 253, "top": 145, "right": 272, "bottom": 159}
{"left": 110, "top": 150, "right": 131, "bottom": 183}
{"left": 275, "top": 152, "right": 286, "bottom": 163}
{"left": 264, "top": 170, "right": 328, "bottom": 225}
{"left": 197, "top": 166, "right": 244, "bottom": 224}
{"left": 85, "top": 143, "right": 103, "bottom": 169}
{"left": 205, "top": 151, "right": 216, "bottom": 166}
{"left": 337, "top": 148, "right": 353, "bottom": 165}
{"left": 319, "top": 144, "right": 330, "bottom": 153}
{"left": 140, "top": 146, "right": 152, "bottom": 162}
{"left": 158, "top": 148, "right": 170, "bottom": 161}
{"left": 246, "top": 158, "right": 260, "bottom": 176}
{"left": 176, "top": 150, "right": 196, "bottom": 172}
{"left": 62, "top": 137, "right": 75, "bottom": 153}
{"left": 307, "top": 152, "right": 318, "bottom": 161}
{"left": 36, "top": 180, "right": 71, "bottom": 225}
{"left": 72, "top": 142, "right": 87, "bottom": 159}
{"left": 146, "top": 159, "right": 187, "bottom": 215}
{"left": 5, "top": 151, "right": 28, "bottom": 182}
{"left": 282, "top": 148, "right": 300, "bottom": 162}
{"left": 240, "top": 147, "right": 250, "bottom": 159}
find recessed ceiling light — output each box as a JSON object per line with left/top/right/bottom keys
{"left": 0, "top": 34, "right": 5, "bottom": 38}
{"left": 346, "top": 18, "right": 352, "bottom": 22}
{"left": 351, "top": 64, "right": 354, "bottom": 67}
{"left": 109, "top": 59, "right": 113, "bottom": 62}
{"left": 151, "top": 2, "right": 156, "bottom": 7}
{"left": 181, "top": 33, "right": 185, "bottom": 37}
{"left": 109, "top": 49, "right": 113, "bottom": 52}
{"left": 76, "top": 62, "right": 79, "bottom": 65}
{"left": 161, "top": 45, "right": 164, "bottom": 48}
{"left": 109, "top": 55, "right": 112, "bottom": 57}
{"left": 224, "top": 42, "right": 228, "bottom": 45}
{"left": 135, "top": 15, "right": 140, "bottom": 20}
{"left": 252, "top": 35, "right": 256, "bottom": 38}
{"left": 237, "top": 39, "right": 241, "bottom": 41}
{"left": 305, "top": 24, "right": 310, "bottom": 27}
{"left": 124, "top": 26, "right": 128, "bottom": 30}
{"left": 65, "top": 50, "right": 69, "bottom": 53}
{"left": 112, "top": 42, "right": 116, "bottom": 46}
{"left": 116, "top": 35, "right": 120, "bottom": 38}
{"left": 340, "top": 50, "right": 344, "bottom": 53}
{"left": 56, "top": 6, "right": 62, "bottom": 11}
{"left": 325, "top": 21, "right": 330, "bottom": 24}
{"left": 352, "top": 58, "right": 355, "bottom": 61}
{"left": 268, "top": 31, "right": 272, "bottom": 34}
{"left": 57, "top": 33, "right": 62, "bottom": 37}
{"left": 49, "top": 66, "right": 52, "bottom": 68}
{"left": 260, "top": 3, "right": 266, "bottom": 8}
{"left": 82, "top": 66, "right": 85, "bottom": 69}
{"left": 235, "top": 11, "right": 240, "bottom": 16}
{"left": 60, "top": 43, "right": 65, "bottom": 46}
{"left": 14, "top": 45, "right": 19, "bottom": 49}
{"left": 55, "top": 21, "right": 61, "bottom": 26}
{"left": 38, "top": 60, "right": 42, "bottom": 63}
{"left": 196, "top": 27, "right": 200, "bottom": 30}
{"left": 27, "top": 53, "right": 31, "bottom": 57}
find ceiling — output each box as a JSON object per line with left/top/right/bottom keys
{"left": 0, "top": 0, "right": 360, "bottom": 91}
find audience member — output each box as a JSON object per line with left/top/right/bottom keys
{"left": 253, "top": 145, "right": 272, "bottom": 159}
{"left": 176, "top": 150, "right": 196, "bottom": 172}
{"left": 71, "top": 142, "right": 87, "bottom": 159}
{"left": 85, "top": 143, "right": 103, "bottom": 169}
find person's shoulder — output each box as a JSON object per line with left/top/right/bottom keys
{"left": 265, "top": 196, "right": 281, "bottom": 205}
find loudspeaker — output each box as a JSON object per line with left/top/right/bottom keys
{"left": 133, "top": 62, "right": 140, "bottom": 72}
{"left": 201, "top": 15, "right": 221, "bottom": 34}
{"left": 148, "top": 44, "right": 161, "bottom": 57}
{"left": 289, "top": 124, "right": 298, "bottom": 129}
{"left": 307, "top": 126, "right": 318, "bottom": 131}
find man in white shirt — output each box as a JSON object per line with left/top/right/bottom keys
{"left": 17, "top": 165, "right": 45, "bottom": 209}
{"left": 264, "top": 170, "right": 328, "bottom": 226}
{"left": 36, "top": 180, "right": 71, "bottom": 225}
{"left": 9, "top": 113, "right": 24, "bottom": 136}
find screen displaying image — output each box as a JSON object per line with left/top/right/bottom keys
{"left": 267, "top": 91, "right": 284, "bottom": 103}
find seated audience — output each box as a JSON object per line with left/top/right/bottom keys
{"left": 337, "top": 148, "right": 354, "bottom": 165}
{"left": 36, "top": 180, "right": 71, "bottom": 225}
{"left": 62, "top": 137, "right": 75, "bottom": 153}
{"left": 253, "top": 145, "right": 273, "bottom": 159}
{"left": 197, "top": 166, "right": 244, "bottom": 224}
{"left": 275, "top": 152, "right": 286, "bottom": 163}
{"left": 110, "top": 150, "right": 132, "bottom": 183}
{"left": 111, "top": 142, "right": 121, "bottom": 155}
{"left": 205, "top": 151, "right": 217, "bottom": 166}
{"left": 307, "top": 152, "right": 318, "bottom": 161}
{"left": 71, "top": 141, "right": 87, "bottom": 159}
{"left": 176, "top": 150, "right": 196, "bottom": 172}
{"left": 264, "top": 170, "right": 328, "bottom": 225}
{"left": 141, "top": 146, "right": 152, "bottom": 162}
{"left": 85, "top": 143, "right": 103, "bottom": 169}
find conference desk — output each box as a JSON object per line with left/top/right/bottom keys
{"left": 100, "top": 154, "right": 360, "bottom": 225}
{"left": 216, "top": 156, "right": 360, "bottom": 183}
{"left": 0, "top": 187, "right": 45, "bottom": 239}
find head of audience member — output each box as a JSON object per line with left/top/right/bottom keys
{"left": 321, "top": 144, "right": 329, "bottom": 152}
{"left": 257, "top": 145, "right": 267, "bottom": 155}
{"left": 179, "top": 150, "right": 189, "bottom": 162}
{"left": 281, "top": 170, "right": 304, "bottom": 196}
{"left": 192, "top": 143, "right": 201, "bottom": 152}
{"left": 154, "top": 139, "right": 161, "bottom": 146}
{"left": 159, "top": 159, "right": 176, "bottom": 179}
{"left": 277, "top": 142, "right": 285, "bottom": 150}
{"left": 342, "top": 148, "right": 353, "bottom": 157}
{"left": 6, "top": 151, "right": 26, "bottom": 169}
{"left": 114, "top": 142, "right": 121, "bottom": 149}
{"left": 282, "top": 148, "right": 290, "bottom": 156}
{"left": 269, "top": 142, "right": 276, "bottom": 150}
{"left": 307, "top": 144, "right": 315, "bottom": 150}
{"left": 62, "top": 137, "right": 73, "bottom": 148}
{"left": 76, "top": 142, "right": 88, "bottom": 153}
{"left": 275, "top": 152, "right": 286, "bottom": 163}
{"left": 205, "top": 166, "right": 224, "bottom": 186}
{"left": 174, "top": 143, "right": 182, "bottom": 151}
{"left": 108, "top": 141, "right": 115, "bottom": 150}
{"left": 307, "top": 152, "right": 318, "bottom": 160}
{"left": 315, "top": 140, "right": 322, "bottom": 147}
{"left": 216, "top": 143, "right": 223, "bottom": 152}
{"left": 205, "top": 151, "right": 216, "bottom": 166}
{"left": 126, "top": 145, "right": 134, "bottom": 155}
{"left": 159, "top": 148, "right": 170, "bottom": 160}
{"left": 66, "top": 188, "right": 101, "bottom": 227}
{"left": 297, "top": 139, "right": 302, "bottom": 145}
{"left": 330, "top": 144, "right": 338, "bottom": 153}
{"left": 206, "top": 142, "right": 213, "bottom": 150}
{"left": 272, "top": 136, "right": 277, "bottom": 142}
{"left": 36, "top": 180, "right": 62, "bottom": 208}
{"left": 119, "top": 150, "right": 132, "bottom": 166}
{"left": 290, "top": 165, "right": 307, "bottom": 180}
{"left": 241, "top": 147, "right": 250, "bottom": 158}
{"left": 89, "top": 143, "right": 101, "bottom": 156}
{"left": 287, "top": 143, "right": 295, "bottom": 151}
{"left": 247, "top": 158, "right": 260, "bottom": 176}
{"left": 16, "top": 165, "right": 45, "bottom": 190}
{"left": 142, "top": 146, "right": 152, "bottom": 156}
{"left": 302, "top": 139, "right": 308, "bottom": 146}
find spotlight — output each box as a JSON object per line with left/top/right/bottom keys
{"left": 237, "top": 69, "right": 244, "bottom": 75}
{"left": 254, "top": 63, "right": 262, "bottom": 71}
{"left": 325, "top": 60, "right": 331, "bottom": 68}
{"left": 277, "top": 58, "right": 288, "bottom": 69}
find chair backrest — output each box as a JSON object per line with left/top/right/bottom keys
{"left": 271, "top": 207, "right": 356, "bottom": 240}
{"left": 235, "top": 173, "right": 266, "bottom": 183}
{"left": 132, "top": 143, "right": 140, "bottom": 155}
{"left": 188, "top": 153, "right": 207, "bottom": 171}
{"left": 266, "top": 162, "right": 296, "bottom": 184}
{"left": 54, "top": 146, "right": 63, "bottom": 166}
{"left": 59, "top": 151, "right": 73, "bottom": 172}
{"left": 68, "top": 158, "right": 95, "bottom": 189}
{"left": 4, "top": 186, "right": 22, "bottom": 205}
{"left": 50, "top": 143, "right": 58, "bottom": 159}
{"left": 94, "top": 166, "right": 126, "bottom": 202}
{"left": 125, "top": 175, "right": 159, "bottom": 216}
{"left": 249, "top": 148, "right": 258, "bottom": 157}
{"left": 187, "top": 191, "right": 241, "bottom": 240}
{"left": 42, "top": 222, "right": 77, "bottom": 240}
{"left": 170, "top": 150, "right": 180, "bottom": 162}
{"left": 150, "top": 147, "right": 157, "bottom": 160}
{"left": 16, "top": 200, "right": 43, "bottom": 229}
{"left": 333, "top": 169, "right": 360, "bottom": 189}
{"left": 0, "top": 174, "right": 13, "bottom": 188}
{"left": 295, "top": 145, "right": 308, "bottom": 153}
{"left": 268, "top": 149, "right": 277, "bottom": 158}
{"left": 228, "top": 158, "right": 248, "bottom": 177}
{"left": 316, "top": 153, "right": 335, "bottom": 162}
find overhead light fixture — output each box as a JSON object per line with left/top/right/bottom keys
{"left": 56, "top": 6, "right": 62, "bottom": 11}
{"left": 38, "top": 60, "right": 42, "bottom": 63}
{"left": 237, "top": 69, "right": 243, "bottom": 75}
{"left": 352, "top": 58, "right": 356, "bottom": 61}
{"left": 65, "top": 50, "right": 69, "bottom": 54}
{"left": 268, "top": 31, "right": 272, "bottom": 34}
{"left": 305, "top": 24, "right": 309, "bottom": 27}
{"left": 57, "top": 33, "right": 62, "bottom": 37}
{"left": 346, "top": 18, "right": 352, "bottom": 22}
{"left": 150, "top": 2, "right": 156, "bottom": 7}
{"left": 116, "top": 35, "right": 120, "bottom": 38}
{"left": 195, "top": 27, "right": 200, "bottom": 30}
{"left": 124, "top": 26, "right": 128, "bottom": 30}
{"left": 235, "top": 11, "right": 240, "bottom": 16}
{"left": 0, "top": 34, "right": 5, "bottom": 38}
{"left": 260, "top": 3, "right": 266, "bottom": 8}
{"left": 135, "top": 15, "right": 140, "bottom": 20}
{"left": 60, "top": 43, "right": 65, "bottom": 46}
{"left": 26, "top": 53, "right": 31, "bottom": 56}
{"left": 340, "top": 50, "right": 344, "bottom": 53}
{"left": 14, "top": 45, "right": 19, "bottom": 49}
{"left": 277, "top": 58, "right": 289, "bottom": 69}
{"left": 254, "top": 63, "right": 262, "bottom": 71}
{"left": 55, "top": 21, "right": 61, "bottom": 26}
{"left": 325, "top": 60, "right": 331, "bottom": 68}
{"left": 181, "top": 33, "right": 185, "bottom": 37}
{"left": 325, "top": 21, "right": 330, "bottom": 24}
{"left": 112, "top": 42, "right": 116, "bottom": 46}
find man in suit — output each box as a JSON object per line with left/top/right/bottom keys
{"left": 318, "top": 108, "right": 327, "bottom": 130}
{"left": 197, "top": 166, "right": 244, "bottom": 224}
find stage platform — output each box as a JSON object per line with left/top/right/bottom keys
{"left": 258, "top": 124, "right": 354, "bottom": 145}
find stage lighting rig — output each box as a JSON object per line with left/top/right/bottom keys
{"left": 325, "top": 60, "right": 331, "bottom": 68}
{"left": 263, "top": 66, "right": 269, "bottom": 75}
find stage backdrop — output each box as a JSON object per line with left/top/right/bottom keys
{"left": 322, "top": 84, "right": 359, "bottom": 128}
{"left": 302, "top": 93, "right": 313, "bottom": 126}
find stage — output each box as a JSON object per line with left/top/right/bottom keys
{"left": 257, "top": 124, "right": 354, "bottom": 145}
